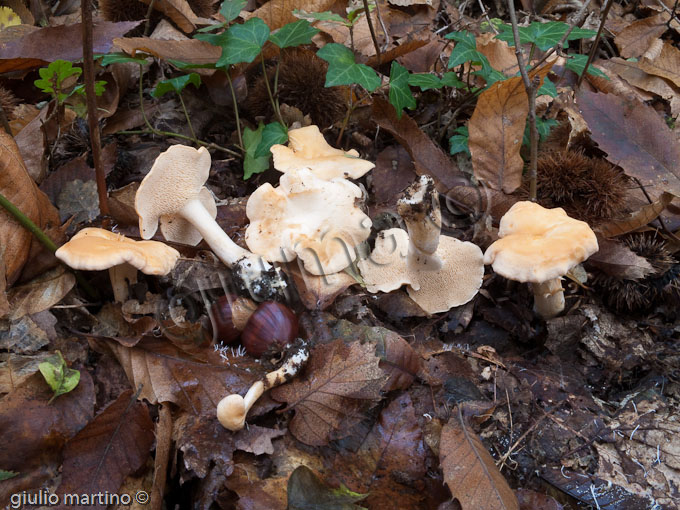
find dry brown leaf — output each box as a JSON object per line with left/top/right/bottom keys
{"left": 4, "top": 267, "right": 75, "bottom": 321}
{"left": 576, "top": 90, "right": 680, "bottom": 198}
{"left": 587, "top": 60, "right": 656, "bottom": 103}
{"left": 0, "top": 252, "right": 8, "bottom": 318}
{"left": 440, "top": 412, "right": 519, "bottom": 510}
{"left": 0, "top": 132, "right": 60, "bottom": 286}
{"left": 638, "top": 41, "right": 680, "bottom": 87}
{"left": 371, "top": 145, "right": 417, "bottom": 206}
{"left": 271, "top": 339, "right": 387, "bottom": 446}
{"left": 614, "top": 13, "right": 670, "bottom": 59}
{"left": 364, "top": 39, "right": 428, "bottom": 67}
{"left": 0, "top": 352, "right": 54, "bottom": 394}
{"left": 139, "top": 0, "right": 199, "bottom": 33}
{"left": 250, "top": 0, "right": 335, "bottom": 30}
{"left": 596, "top": 192, "right": 675, "bottom": 238}
{"left": 476, "top": 33, "right": 518, "bottom": 77}
{"left": 469, "top": 63, "right": 553, "bottom": 194}
{"left": 56, "top": 389, "right": 155, "bottom": 505}
{"left": 587, "top": 237, "right": 654, "bottom": 280}
{"left": 113, "top": 37, "right": 220, "bottom": 64}
{"left": 285, "top": 262, "right": 357, "bottom": 311}
{"left": 372, "top": 97, "right": 464, "bottom": 193}
{"left": 234, "top": 425, "right": 286, "bottom": 455}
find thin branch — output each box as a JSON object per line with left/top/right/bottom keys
{"left": 81, "top": 0, "right": 110, "bottom": 217}
{"left": 576, "top": 0, "right": 613, "bottom": 88}
{"left": 144, "top": 0, "right": 157, "bottom": 37}
{"left": 225, "top": 71, "right": 244, "bottom": 150}
{"left": 363, "top": 0, "right": 381, "bottom": 65}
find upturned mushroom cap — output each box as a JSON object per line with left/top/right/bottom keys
{"left": 160, "top": 187, "right": 218, "bottom": 246}
{"left": 483, "top": 201, "right": 599, "bottom": 283}
{"left": 245, "top": 168, "right": 371, "bottom": 275}
{"left": 357, "top": 228, "right": 411, "bottom": 293}
{"left": 270, "top": 125, "right": 374, "bottom": 180}
{"left": 136, "top": 145, "right": 211, "bottom": 239}
{"left": 55, "top": 228, "right": 180, "bottom": 274}
{"left": 216, "top": 394, "right": 247, "bottom": 431}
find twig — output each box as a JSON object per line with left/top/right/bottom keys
{"left": 151, "top": 403, "right": 172, "bottom": 510}
{"left": 576, "top": 0, "right": 613, "bottom": 88}
{"left": 144, "top": 0, "right": 157, "bottom": 37}
{"left": 260, "top": 54, "right": 285, "bottom": 125}
{"left": 225, "top": 72, "right": 244, "bottom": 150}
{"left": 363, "top": 0, "right": 382, "bottom": 65}
{"left": 0, "top": 103, "right": 11, "bottom": 135}
{"left": 373, "top": 0, "right": 390, "bottom": 51}
{"left": 81, "top": 0, "right": 110, "bottom": 217}
{"left": 177, "top": 93, "right": 197, "bottom": 140}
{"left": 632, "top": 177, "right": 680, "bottom": 244}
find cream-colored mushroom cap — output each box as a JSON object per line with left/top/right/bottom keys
{"left": 245, "top": 168, "right": 371, "bottom": 275}
{"left": 160, "top": 187, "right": 218, "bottom": 246}
{"left": 483, "top": 201, "right": 599, "bottom": 283}
{"left": 216, "top": 394, "right": 247, "bottom": 431}
{"left": 136, "top": 145, "right": 211, "bottom": 239}
{"left": 270, "top": 125, "right": 374, "bottom": 180}
{"left": 55, "top": 228, "right": 180, "bottom": 274}
{"left": 357, "top": 228, "right": 411, "bottom": 293}
{"left": 407, "top": 236, "right": 484, "bottom": 314}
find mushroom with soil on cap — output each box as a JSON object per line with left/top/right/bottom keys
{"left": 135, "top": 144, "right": 286, "bottom": 301}
{"left": 483, "top": 201, "right": 599, "bottom": 319}
{"left": 245, "top": 167, "right": 372, "bottom": 276}
{"left": 217, "top": 345, "right": 309, "bottom": 431}
{"left": 358, "top": 175, "right": 484, "bottom": 314}
{"left": 55, "top": 227, "right": 180, "bottom": 302}
{"left": 271, "top": 125, "right": 374, "bottom": 180}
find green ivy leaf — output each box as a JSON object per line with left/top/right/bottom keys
{"left": 220, "top": 0, "right": 247, "bottom": 23}
{"left": 287, "top": 466, "right": 368, "bottom": 510}
{"left": 449, "top": 126, "right": 470, "bottom": 156}
{"left": 408, "top": 73, "right": 442, "bottom": 91}
{"left": 98, "top": 53, "right": 148, "bottom": 66}
{"left": 564, "top": 53, "right": 608, "bottom": 79}
{"left": 255, "top": 122, "right": 288, "bottom": 157}
{"left": 496, "top": 21, "right": 596, "bottom": 51}
{"left": 269, "top": 19, "right": 319, "bottom": 49}
{"left": 38, "top": 351, "right": 80, "bottom": 403}
{"left": 293, "top": 9, "right": 347, "bottom": 25}
{"left": 0, "top": 470, "right": 18, "bottom": 481}
{"left": 440, "top": 72, "right": 466, "bottom": 88}
{"left": 537, "top": 78, "right": 557, "bottom": 98}
{"left": 168, "top": 59, "right": 217, "bottom": 70}
{"left": 72, "top": 80, "right": 107, "bottom": 97}
{"left": 445, "top": 31, "right": 489, "bottom": 69}
{"left": 388, "top": 61, "right": 415, "bottom": 118}
{"left": 152, "top": 73, "right": 201, "bottom": 97}
{"left": 317, "top": 43, "right": 381, "bottom": 91}
{"left": 216, "top": 17, "right": 270, "bottom": 67}
{"left": 522, "top": 117, "right": 558, "bottom": 147}
{"left": 243, "top": 122, "right": 271, "bottom": 179}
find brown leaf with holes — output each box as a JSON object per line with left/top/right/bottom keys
{"left": 577, "top": 90, "right": 680, "bottom": 198}
{"left": 0, "top": 132, "right": 60, "bottom": 286}
{"left": 440, "top": 413, "right": 519, "bottom": 510}
{"left": 469, "top": 63, "right": 553, "bottom": 194}
{"left": 285, "top": 262, "right": 357, "bottom": 311}
{"left": 372, "top": 97, "right": 465, "bottom": 193}
{"left": 596, "top": 192, "right": 675, "bottom": 238}
{"left": 587, "top": 237, "right": 654, "bottom": 280}
{"left": 271, "top": 339, "right": 387, "bottom": 446}
{"left": 139, "top": 0, "right": 199, "bottom": 33}
{"left": 638, "top": 41, "right": 680, "bottom": 87}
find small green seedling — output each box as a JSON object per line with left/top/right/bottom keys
{"left": 0, "top": 470, "right": 18, "bottom": 481}
{"left": 34, "top": 60, "right": 106, "bottom": 117}
{"left": 38, "top": 351, "right": 80, "bottom": 404}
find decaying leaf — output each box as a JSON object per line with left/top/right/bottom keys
{"left": 114, "top": 37, "right": 221, "bottom": 65}
{"left": 250, "top": 0, "right": 335, "bottom": 29}
{"left": 614, "top": 13, "right": 671, "bottom": 59}
{"left": 4, "top": 267, "right": 75, "bottom": 321}
{"left": 288, "top": 466, "right": 368, "bottom": 510}
{"left": 286, "top": 262, "right": 357, "bottom": 311}
{"left": 175, "top": 414, "right": 237, "bottom": 481}
{"left": 596, "top": 192, "right": 675, "bottom": 238}
{"left": 440, "top": 411, "right": 519, "bottom": 510}
{"left": 638, "top": 41, "right": 680, "bottom": 87}
{"left": 234, "top": 425, "right": 286, "bottom": 456}
{"left": 587, "top": 237, "right": 654, "bottom": 280}
{"left": 271, "top": 339, "right": 387, "bottom": 446}
{"left": 139, "top": 0, "right": 199, "bottom": 33}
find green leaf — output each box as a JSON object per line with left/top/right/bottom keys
{"left": 293, "top": 9, "right": 347, "bottom": 25}
{"left": 255, "top": 122, "right": 288, "bottom": 157}
{"left": 317, "top": 43, "right": 381, "bottom": 91}
{"left": 168, "top": 59, "right": 217, "bottom": 70}
{"left": 408, "top": 73, "right": 442, "bottom": 90}
{"left": 496, "top": 21, "right": 596, "bottom": 51}
{"left": 220, "top": 0, "right": 247, "bottom": 23}
{"left": 440, "top": 72, "right": 466, "bottom": 88}
{"left": 388, "top": 61, "right": 415, "bottom": 118}
{"left": 0, "top": 470, "right": 18, "bottom": 481}
{"left": 243, "top": 122, "right": 271, "bottom": 179}
{"left": 537, "top": 78, "right": 557, "bottom": 98}
{"left": 216, "top": 17, "right": 270, "bottom": 67}
{"left": 269, "top": 19, "right": 319, "bottom": 49}
{"left": 522, "top": 117, "right": 558, "bottom": 147}
{"left": 98, "top": 52, "right": 148, "bottom": 66}
{"left": 287, "top": 466, "right": 368, "bottom": 510}
{"left": 152, "top": 73, "right": 201, "bottom": 97}
{"left": 564, "top": 53, "right": 608, "bottom": 79}
{"left": 72, "top": 80, "right": 107, "bottom": 97}
{"left": 38, "top": 351, "right": 80, "bottom": 403}
{"left": 445, "top": 31, "right": 489, "bottom": 69}
{"left": 449, "top": 126, "right": 470, "bottom": 156}
{"left": 34, "top": 60, "right": 83, "bottom": 103}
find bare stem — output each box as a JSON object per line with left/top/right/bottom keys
{"left": 260, "top": 54, "right": 285, "bottom": 125}
{"left": 178, "top": 92, "right": 197, "bottom": 140}
{"left": 576, "top": 0, "right": 613, "bottom": 88}
{"left": 226, "top": 71, "right": 244, "bottom": 150}
{"left": 144, "top": 0, "right": 157, "bottom": 37}
{"left": 362, "top": 0, "right": 381, "bottom": 65}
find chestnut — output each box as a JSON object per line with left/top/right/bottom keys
{"left": 241, "top": 302, "right": 299, "bottom": 357}
{"left": 209, "top": 295, "right": 257, "bottom": 343}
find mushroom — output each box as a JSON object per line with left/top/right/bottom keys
{"left": 135, "top": 145, "right": 286, "bottom": 300}
{"left": 483, "top": 201, "right": 599, "bottom": 319}
{"left": 55, "top": 227, "right": 180, "bottom": 302}
{"left": 358, "top": 176, "right": 484, "bottom": 314}
{"left": 245, "top": 167, "right": 372, "bottom": 276}
{"left": 270, "top": 125, "right": 374, "bottom": 180}
{"left": 217, "top": 345, "right": 309, "bottom": 431}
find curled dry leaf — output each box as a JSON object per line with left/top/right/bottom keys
{"left": 139, "top": 0, "right": 199, "bottom": 33}
{"left": 596, "top": 192, "right": 675, "bottom": 238}
{"left": 638, "top": 41, "right": 680, "bottom": 87}
{"left": 587, "top": 237, "right": 653, "bottom": 280}
{"left": 613, "top": 13, "right": 672, "bottom": 59}
{"left": 114, "top": 37, "right": 221, "bottom": 65}
{"left": 286, "top": 262, "right": 357, "bottom": 311}
{"left": 271, "top": 339, "right": 388, "bottom": 446}
{"left": 440, "top": 411, "right": 519, "bottom": 510}
{"left": 252, "top": 0, "right": 335, "bottom": 29}
{"left": 56, "top": 389, "right": 155, "bottom": 506}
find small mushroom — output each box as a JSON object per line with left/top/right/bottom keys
{"left": 483, "top": 201, "right": 599, "bottom": 319}
{"left": 135, "top": 145, "right": 286, "bottom": 300}
{"left": 245, "top": 167, "right": 372, "bottom": 275}
{"left": 271, "top": 125, "right": 374, "bottom": 180}
{"left": 216, "top": 345, "right": 309, "bottom": 431}
{"left": 55, "top": 228, "right": 180, "bottom": 302}
{"left": 358, "top": 176, "right": 484, "bottom": 314}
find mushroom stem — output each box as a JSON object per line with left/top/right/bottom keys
{"left": 397, "top": 175, "right": 442, "bottom": 272}
{"left": 532, "top": 278, "right": 565, "bottom": 319}
{"left": 108, "top": 263, "right": 138, "bottom": 303}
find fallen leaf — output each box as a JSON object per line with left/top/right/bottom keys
{"left": 476, "top": 32, "right": 518, "bottom": 77}
{"left": 56, "top": 389, "right": 155, "bottom": 508}
{"left": 364, "top": 39, "right": 428, "bottom": 67}
{"left": 638, "top": 41, "right": 680, "bottom": 87}
{"left": 113, "top": 37, "right": 221, "bottom": 65}
{"left": 175, "top": 414, "right": 237, "bottom": 481}
{"left": 0, "top": 131, "right": 61, "bottom": 285}
{"left": 57, "top": 179, "right": 100, "bottom": 224}
{"left": 614, "top": 13, "right": 670, "bottom": 59}
{"left": 288, "top": 465, "right": 368, "bottom": 510}
{"left": 440, "top": 410, "right": 519, "bottom": 510}
{"left": 517, "top": 489, "right": 564, "bottom": 510}
{"left": 372, "top": 97, "right": 465, "bottom": 193}
{"left": 252, "top": 0, "right": 335, "bottom": 30}
{"left": 468, "top": 63, "right": 553, "bottom": 194}
{"left": 577, "top": 90, "right": 680, "bottom": 198}
{"left": 371, "top": 145, "right": 417, "bottom": 206}
{"left": 0, "top": 313, "right": 53, "bottom": 354}
{"left": 587, "top": 237, "right": 654, "bottom": 280}
{"left": 286, "top": 262, "right": 357, "bottom": 311}
{"left": 139, "top": 0, "right": 199, "bottom": 33}
{"left": 234, "top": 425, "right": 286, "bottom": 456}
{"left": 271, "top": 339, "right": 387, "bottom": 446}
{"left": 4, "top": 266, "right": 75, "bottom": 320}
{"left": 596, "top": 192, "right": 675, "bottom": 237}
{"left": 0, "top": 352, "right": 55, "bottom": 394}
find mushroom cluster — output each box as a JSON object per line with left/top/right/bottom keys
{"left": 358, "top": 175, "right": 485, "bottom": 314}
